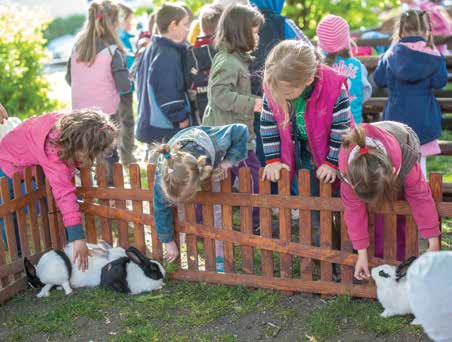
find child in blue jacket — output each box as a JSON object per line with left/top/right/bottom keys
{"left": 374, "top": 9, "right": 448, "bottom": 175}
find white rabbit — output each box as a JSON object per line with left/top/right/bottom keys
{"left": 24, "top": 242, "right": 165, "bottom": 298}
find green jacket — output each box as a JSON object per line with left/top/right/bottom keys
{"left": 202, "top": 48, "right": 258, "bottom": 149}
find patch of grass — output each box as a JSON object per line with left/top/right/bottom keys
{"left": 2, "top": 282, "right": 280, "bottom": 342}
{"left": 428, "top": 130, "right": 452, "bottom": 181}
{"left": 304, "top": 296, "right": 420, "bottom": 341}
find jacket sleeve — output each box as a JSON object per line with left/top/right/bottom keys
{"left": 41, "top": 159, "right": 84, "bottom": 242}
{"left": 404, "top": 163, "right": 441, "bottom": 239}
{"left": 341, "top": 181, "right": 369, "bottom": 250}
{"left": 373, "top": 56, "right": 388, "bottom": 88}
{"left": 209, "top": 59, "right": 257, "bottom": 117}
{"left": 431, "top": 57, "right": 448, "bottom": 89}
{"left": 149, "top": 48, "right": 188, "bottom": 124}
{"left": 153, "top": 172, "right": 175, "bottom": 243}
{"left": 361, "top": 64, "right": 373, "bottom": 102}
{"left": 111, "top": 49, "right": 132, "bottom": 93}
{"left": 221, "top": 124, "right": 249, "bottom": 164}
{"left": 260, "top": 95, "right": 281, "bottom": 164}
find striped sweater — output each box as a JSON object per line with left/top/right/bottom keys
{"left": 261, "top": 86, "right": 352, "bottom": 168}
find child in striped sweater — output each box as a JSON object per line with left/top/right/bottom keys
{"left": 261, "top": 40, "right": 353, "bottom": 243}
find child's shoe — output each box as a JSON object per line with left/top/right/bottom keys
{"left": 216, "top": 257, "right": 224, "bottom": 273}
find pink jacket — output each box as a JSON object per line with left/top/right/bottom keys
{"left": 71, "top": 46, "right": 120, "bottom": 115}
{"left": 338, "top": 123, "right": 440, "bottom": 250}
{"left": 0, "top": 113, "right": 81, "bottom": 228}
{"left": 264, "top": 64, "right": 349, "bottom": 178}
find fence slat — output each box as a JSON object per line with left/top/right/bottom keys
{"left": 184, "top": 201, "right": 198, "bottom": 271}
{"left": 1, "top": 177, "right": 18, "bottom": 262}
{"left": 279, "top": 169, "right": 292, "bottom": 279}
{"left": 298, "top": 170, "right": 312, "bottom": 280}
{"left": 147, "top": 165, "right": 163, "bottom": 260}
{"left": 24, "top": 168, "right": 41, "bottom": 253}
{"left": 45, "top": 179, "right": 62, "bottom": 249}
{"left": 113, "top": 164, "right": 128, "bottom": 248}
{"left": 340, "top": 213, "right": 353, "bottom": 284}
{"left": 384, "top": 214, "right": 397, "bottom": 260}
{"left": 129, "top": 165, "right": 146, "bottom": 254}
{"left": 259, "top": 169, "right": 273, "bottom": 277}
{"left": 12, "top": 173, "right": 30, "bottom": 257}
{"left": 239, "top": 168, "right": 254, "bottom": 274}
{"left": 221, "top": 170, "right": 234, "bottom": 274}
{"left": 201, "top": 181, "right": 216, "bottom": 272}
{"left": 405, "top": 216, "right": 419, "bottom": 258}
{"left": 35, "top": 167, "right": 51, "bottom": 249}
{"left": 319, "top": 182, "right": 332, "bottom": 284}
{"left": 96, "top": 164, "right": 113, "bottom": 244}
{"left": 80, "top": 168, "right": 96, "bottom": 244}
{"left": 429, "top": 173, "right": 443, "bottom": 249}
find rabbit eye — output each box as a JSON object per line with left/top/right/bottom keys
{"left": 379, "top": 270, "right": 390, "bottom": 278}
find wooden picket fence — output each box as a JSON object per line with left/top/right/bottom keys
{"left": 1, "top": 164, "right": 452, "bottom": 302}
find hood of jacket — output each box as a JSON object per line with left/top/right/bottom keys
{"left": 387, "top": 36, "right": 445, "bottom": 82}
{"left": 250, "top": 0, "right": 284, "bottom": 14}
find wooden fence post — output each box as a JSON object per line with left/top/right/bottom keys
{"left": 259, "top": 168, "right": 273, "bottom": 277}
{"left": 12, "top": 173, "right": 30, "bottom": 257}
{"left": 298, "top": 170, "right": 312, "bottom": 280}
{"left": 113, "top": 164, "right": 128, "bottom": 248}
{"left": 279, "top": 169, "right": 292, "bottom": 279}
{"left": 24, "top": 168, "right": 41, "bottom": 254}
{"left": 35, "top": 167, "right": 51, "bottom": 249}
{"left": 129, "top": 164, "right": 146, "bottom": 254}
{"left": 201, "top": 180, "right": 216, "bottom": 272}
{"left": 147, "top": 164, "right": 163, "bottom": 260}
{"left": 80, "top": 168, "right": 97, "bottom": 244}
{"left": 430, "top": 173, "right": 443, "bottom": 249}
{"left": 96, "top": 164, "right": 113, "bottom": 245}
{"left": 239, "top": 167, "right": 254, "bottom": 274}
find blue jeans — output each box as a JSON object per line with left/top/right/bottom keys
{"left": 0, "top": 168, "right": 21, "bottom": 255}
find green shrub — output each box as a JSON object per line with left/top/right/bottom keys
{"left": 43, "top": 14, "right": 85, "bottom": 42}
{"left": 0, "top": 6, "right": 57, "bottom": 117}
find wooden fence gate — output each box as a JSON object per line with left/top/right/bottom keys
{"left": 1, "top": 164, "right": 451, "bottom": 302}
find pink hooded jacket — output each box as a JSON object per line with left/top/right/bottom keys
{"left": 338, "top": 123, "right": 440, "bottom": 250}
{"left": 0, "top": 113, "right": 82, "bottom": 229}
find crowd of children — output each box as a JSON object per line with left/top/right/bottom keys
{"left": 0, "top": 0, "right": 449, "bottom": 281}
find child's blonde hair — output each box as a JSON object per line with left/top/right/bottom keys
{"left": 263, "top": 40, "right": 320, "bottom": 124}
{"left": 54, "top": 109, "right": 118, "bottom": 167}
{"left": 393, "top": 9, "right": 435, "bottom": 48}
{"left": 75, "top": 1, "right": 125, "bottom": 65}
{"left": 118, "top": 3, "right": 134, "bottom": 24}
{"left": 342, "top": 126, "right": 400, "bottom": 206}
{"left": 215, "top": 4, "right": 264, "bottom": 53}
{"left": 153, "top": 144, "right": 213, "bottom": 204}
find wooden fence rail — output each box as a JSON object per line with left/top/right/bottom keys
{"left": 1, "top": 164, "right": 452, "bottom": 302}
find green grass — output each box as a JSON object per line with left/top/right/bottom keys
{"left": 1, "top": 282, "right": 280, "bottom": 342}
{"left": 427, "top": 129, "right": 452, "bottom": 182}
{"left": 304, "top": 296, "right": 421, "bottom": 341}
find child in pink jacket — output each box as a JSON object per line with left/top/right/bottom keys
{"left": 0, "top": 110, "right": 117, "bottom": 270}
{"left": 338, "top": 122, "right": 440, "bottom": 280}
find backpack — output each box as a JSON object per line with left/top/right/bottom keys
{"left": 184, "top": 44, "right": 217, "bottom": 122}
{"left": 250, "top": 9, "right": 285, "bottom": 96}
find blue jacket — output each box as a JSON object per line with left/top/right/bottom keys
{"left": 153, "top": 124, "right": 249, "bottom": 243}
{"left": 374, "top": 36, "right": 448, "bottom": 144}
{"left": 135, "top": 35, "right": 191, "bottom": 143}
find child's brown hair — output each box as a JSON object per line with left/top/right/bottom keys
{"left": 263, "top": 40, "right": 320, "bottom": 125}
{"left": 393, "top": 9, "right": 435, "bottom": 48}
{"left": 118, "top": 3, "right": 134, "bottom": 25}
{"left": 155, "top": 3, "right": 187, "bottom": 34}
{"left": 74, "top": 1, "right": 125, "bottom": 65}
{"left": 153, "top": 144, "right": 213, "bottom": 204}
{"left": 200, "top": 4, "right": 223, "bottom": 36}
{"left": 54, "top": 109, "right": 118, "bottom": 167}
{"left": 342, "top": 126, "right": 400, "bottom": 206}
{"left": 215, "top": 4, "right": 264, "bottom": 53}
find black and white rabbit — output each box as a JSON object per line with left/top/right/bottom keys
{"left": 24, "top": 241, "right": 165, "bottom": 297}
{"left": 371, "top": 257, "right": 418, "bottom": 323}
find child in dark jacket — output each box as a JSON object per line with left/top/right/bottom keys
{"left": 184, "top": 4, "right": 223, "bottom": 122}
{"left": 374, "top": 9, "right": 448, "bottom": 176}
{"left": 135, "top": 3, "right": 192, "bottom": 143}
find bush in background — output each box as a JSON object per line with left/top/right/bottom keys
{"left": 43, "top": 14, "right": 85, "bottom": 42}
{"left": 0, "top": 6, "right": 57, "bottom": 118}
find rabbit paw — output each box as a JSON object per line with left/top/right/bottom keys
{"left": 37, "top": 289, "right": 50, "bottom": 298}
{"left": 380, "top": 310, "right": 393, "bottom": 318}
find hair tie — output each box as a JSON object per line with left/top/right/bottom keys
{"left": 359, "top": 147, "right": 369, "bottom": 155}
{"left": 96, "top": 13, "right": 103, "bottom": 20}
{"left": 163, "top": 152, "right": 171, "bottom": 159}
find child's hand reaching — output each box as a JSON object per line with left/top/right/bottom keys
{"left": 179, "top": 119, "right": 189, "bottom": 128}
{"left": 164, "top": 241, "right": 179, "bottom": 262}
{"left": 218, "top": 160, "right": 234, "bottom": 181}
{"left": 72, "top": 239, "right": 93, "bottom": 271}
{"left": 262, "top": 162, "right": 290, "bottom": 182}
{"left": 316, "top": 164, "right": 337, "bottom": 183}
{"left": 253, "top": 98, "right": 263, "bottom": 113}
{"left": 0, "top": 103, "right": 8, "bottom": 124}
{"left": 355, "top": 250, "right": 371, "bottom": 280}
{"left": 427, "top": 237, "right": 440, "bottom": 252}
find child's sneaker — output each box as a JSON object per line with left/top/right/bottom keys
{"left": 216, "top": 257, "right": 224, "bottom": 273}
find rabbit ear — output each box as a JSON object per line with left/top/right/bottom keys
{"left": 24, "top": 258, "right": 36, "bottom": 278}
{"left": 126, "top": 246, "right": 145, "bottom": 266}
{"left": 396, "top": 256, "right": 417, "bottom": 281}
